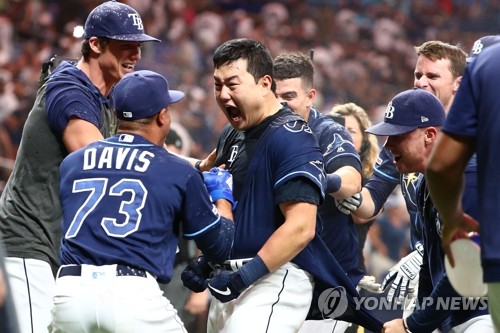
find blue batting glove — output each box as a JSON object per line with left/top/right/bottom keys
{"left": 207, "top": 255, "right": 269, "bottom": 303}
{"left": 203, "top": 167, "right": 234, "bottom": 207}
{"left": 181, "top": 255, "right": 212, "bottom": 292}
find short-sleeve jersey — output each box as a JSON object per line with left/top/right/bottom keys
{"left": 59, "top": 134, "right": 222, "bottom": 283}
{"left": 0, "top": 61, "right": 116, "bottom": 275}
{"left": 213, "top": 107, "right": 383, "bottom": 331}
{"left": 214, "top": 107, "right": 326, "bottom": 258}
{"left": 442, "top": 43, "right": 500, "bottom": 282}
{"left": 308, "top": 108, "right": 364, "bottom": 282}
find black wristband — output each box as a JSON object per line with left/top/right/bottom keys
{"left": 195, "top": 160, "right": 202, "bottom": 171}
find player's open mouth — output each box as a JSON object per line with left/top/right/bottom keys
{"left": 122, "top": 63, "right": 134, "bottom": 71}
{"left": 225, "top": 106, "right": 241, "bottom": 121}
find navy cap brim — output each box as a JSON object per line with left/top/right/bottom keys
{"left": 365, "top": 122, "right": 416, "bottom": 136}
{"left": 107, "top": 34, "right": 160, "bottom": 42}
{"left": 169, "top": 90, "right": 185, "bottom": 104}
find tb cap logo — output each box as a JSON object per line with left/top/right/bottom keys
{"left": 384, "top": 101, "right": 395, "bottom": 119}
{"left": 128, "top": 13, "right": 144, "bottom": 30}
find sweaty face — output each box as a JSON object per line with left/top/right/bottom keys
{"left": 213, "top": 59, "right": 268, "bottom": 131}
{"left": 343, "top": 115, "right": 363, "bottom": 152}
{"left": 413, "top": 55, "right": 458, "bottom": 113}
{"left": 275, "top": 77, "right": 313, "bottom": 120}
{"left": 100, "top": 40, "right": 143, "bottom": 84}
{"left": 383, "top": 128, "right": 428, "bottom": 174}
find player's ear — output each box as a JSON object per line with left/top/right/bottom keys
{"left": 156, "top": 107, "right": 170, "bottom": 126}
{"left": 306, "top": 88, "right": 316, "bottom": 109}
{"left": 259, "top": 75, "right": 273, "bottom": 96}
{"left": 88, "top": 37, "right": 102, "bottom": 55}
{"left": 425, "top": 127, "right": 439, "bottom": 144}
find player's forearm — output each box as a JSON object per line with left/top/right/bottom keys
{"left": 328, "top": 166, "right": 362, "bottom": 199}
{"left": 351, "top": 188, "right": 377, "bottom": 219}
{"left": 214, "top": 199, "right": 233, "bottom": 221}
{"left": 257, "top": 202, "right": 316, "bottom": 272}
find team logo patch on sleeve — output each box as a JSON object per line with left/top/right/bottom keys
{"left": 284, "top": 121, "right": 313, "bottom": 134}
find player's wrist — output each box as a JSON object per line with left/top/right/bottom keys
{"left": 326, "top": 173, "right": 342, "bottom": 193}
{"left": 210, "top": 189, "right": 235, "bottom": 208}
{"left": 402, "top": 317, "right": 412, "bottom": 333}
{"left": 233, "top": 255, "right": 270, "bottom": 292}
{"left": 195, "top": 159, "right": 202, "bottom": 171}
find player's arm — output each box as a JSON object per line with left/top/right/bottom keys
{"left": 426, "top": 132, "right": 476, "bottom": 263}
{"left": 62, "top": 118, "right": 105, "bottom": 152}
{"left": 259, "top": 200, "right": 316, "bottom": 271}
{"left": 326, "top": 165, "right": 362, "bottom": 199}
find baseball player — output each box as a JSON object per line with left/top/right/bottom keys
{"left": 426, "top": 41, "right": 500, "bottom": 333}
{"left": 50, "top": 70, "right": 235, "bottom": 332}
{"left": 273, "top": 52, "right": 380, "bottom": 333}
{"left": 336, "top": 41, "right": 469, "bottom": 307}
{"left": 0, "top": 2, "right": 160, "bottom": 332}
{"left": 181, "top": 38, "right": 382, "bottom": 333}
{"left": 376, "top": 89, "right": 493, "bottom": 332}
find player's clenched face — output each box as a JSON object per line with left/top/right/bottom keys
{"left": 275, "top": 77, "right": 315, "bottom": 121}
{"left": 413, "top": 56, "right": 460, "bottom": 113}
{"left": 214, "top": 59, "right": 273, "bottom": 131}
{"left": 384, "top": 128, "right": 430, "bottom": 174}
{"left": 99, "top": 39, "right": 143, "bottom": 85}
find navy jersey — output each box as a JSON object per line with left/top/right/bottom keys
{"left": 214, "top": 107, "right": 383, "bottom": 331}
{"left": 366, "top": 147, "right": 423, "bottom": 249}
{"left": 308, "top": 108, "right": 364, "bottom": 283}
{"left": 407, "top": 157, "right": 487, "bottom": 332}
{"left": 59, "top": 134, "right": 224, "bottom": 283}
{"left": 443, "top": 44, "right": 500, "bottom": 282}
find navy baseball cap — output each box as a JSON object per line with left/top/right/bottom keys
{"left": 467, "top": 35, "right": 500, "bottom": 63}
{"left": 112, "top": 70, "right": 184, "bottom": 120}
{"left": 84, "top": 1, "right": 160, "bottom": 42}
{"left": 366, "top": 89, "right": 445, "bottom": 136}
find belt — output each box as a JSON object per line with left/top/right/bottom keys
{"left": 58, "top": 264, "right": 147, "bottom": 278}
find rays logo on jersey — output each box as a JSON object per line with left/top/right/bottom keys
{"left": 284, "top": 121, "right": 313, "bottom": 134}
{"left": 401, "top": 173, "right": 421, "bottom": 209}
{"left": 324, "top": 133, "right": 355, "bottom": 157}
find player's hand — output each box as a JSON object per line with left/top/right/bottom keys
{"left": 357, "top": 275, "right": 383, "bottom": 293}
{"left": 207, "top": 255, "right": 269, "bottom": 303}
{"left": 207, "top": 269, "right": 243, "bottom": 303}
{"left": 382, "top": 247, "right": 423, "bottom": 303}
{"left": 181, "top": 255, "right": 212, "bottom": 292}
{"left": 203, "top": 167, "right": 234, "bottom": 208}
{"left": 335, "top": 192, "right": 362, "bottom": 215}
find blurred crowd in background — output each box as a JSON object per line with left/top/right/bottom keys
{"left": 0, "top": 0, "right": 497, "bottom": 282}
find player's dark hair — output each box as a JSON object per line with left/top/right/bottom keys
{"left": 273, "top": 52, "right": 315, "bottom": 90}
{"left": 414, "top": 41, "right": 467, "bottom": 79}
{"left": 81, "top": 37, "right": 108, "bottom": 60}
{"left": 213, "top": 38, "right": 276, "bottom": 92}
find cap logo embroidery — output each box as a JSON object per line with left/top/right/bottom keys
{"left": 128, "top": 13, "right": 144, "bottom": 30}
{"left": 421, "top": 116, "right": 429, "bottom": 123}
{"left": 384, "top": 101, "right": 395, "bottom": 119}
{"left": 123, "top": 112, "right": 133, "bottom": 118}
{"left": 470, "top": 40, "right": 484, "bottom": 55}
